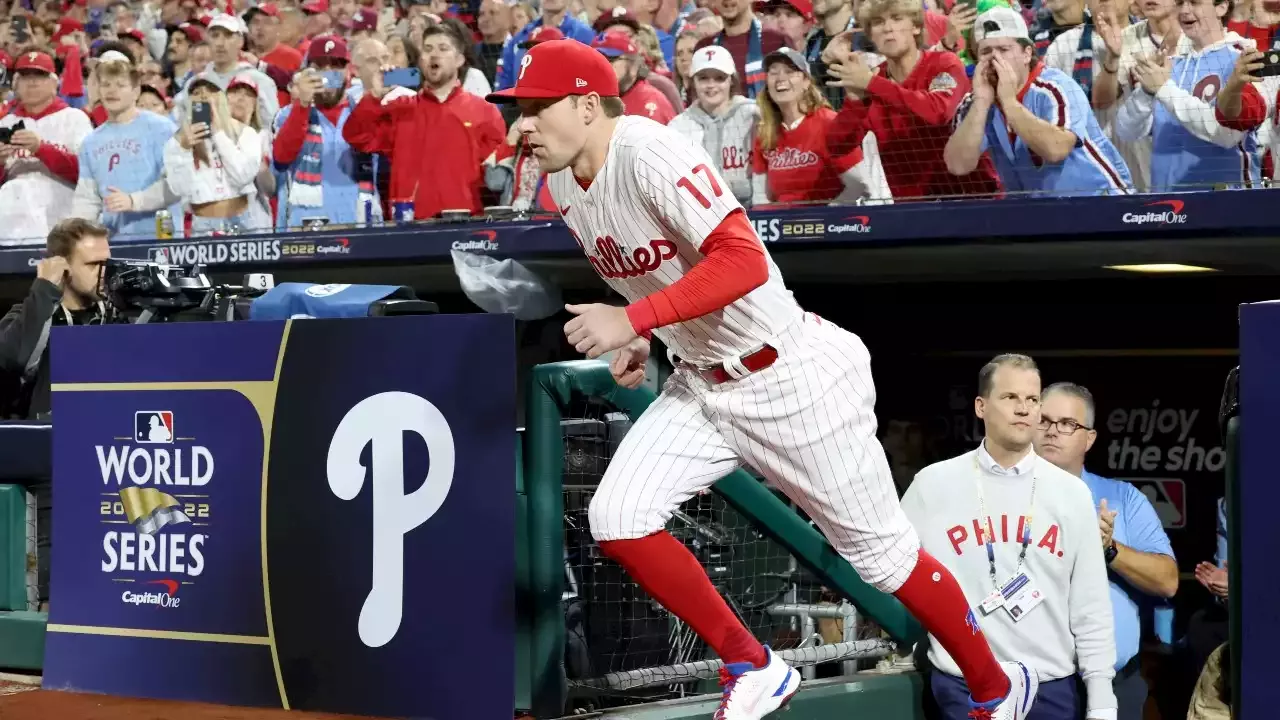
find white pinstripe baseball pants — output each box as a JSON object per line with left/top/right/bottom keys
{"left": 587, "top": 313, "right": 921, "bottom": 593}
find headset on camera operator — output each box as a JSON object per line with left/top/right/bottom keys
{"left": 0, "top": 218, "right": 111, "bottom": 420}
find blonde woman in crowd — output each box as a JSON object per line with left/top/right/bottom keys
{"left": 163, "top": 74, "right": 271, "bottom": 235}
{"left": 751, "top": 48, "right": 887, "bottom": 205}
{"left": 225, "top": 73, "right": 276, "bottom": 223}
{"left": 673, "top": 28, "right": 701, "bottom": 104}
{"left": 669, "top": 45, "right": 758, "bottom": 204}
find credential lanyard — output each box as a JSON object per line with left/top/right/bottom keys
{"left": 973, "top": 456, "right": 1036, "bottom": 592}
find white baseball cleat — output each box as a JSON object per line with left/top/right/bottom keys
{"left": 714, "top": 646, "right": 800, "bottom": 720}
{"left": 967, "top": 661, "right": 1038, "bottom": 720}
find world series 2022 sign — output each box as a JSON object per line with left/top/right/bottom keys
{"left": 43, "top": 316, "right": 516, "bottom": 718}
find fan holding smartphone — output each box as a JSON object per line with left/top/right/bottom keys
{"left": 163, "top": 74, "right": 272, "bottom": 235}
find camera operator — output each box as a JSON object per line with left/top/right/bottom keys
{"left": 0, "top": 218, "right": 111, "bottom": 420}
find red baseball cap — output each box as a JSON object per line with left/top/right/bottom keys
{"left": 14, "top": 51, "right": 56, "bottom": 76}
{"left": 227, "top": 73, "right": 258, "bottom": 95}
{"left": 306, "top": 35, "right": 349, "bottom": 63}
{"left": 518, "top": 25, "right": 563, "bottom": 48}
{"left": 243, "top": 3, "right": 279, "bottom": 22}
{"left": 174, "top": 22, "right": 204, "bottom": 43}
{"left": 486, "top": 38, "right": 619, "bottom": 103}
{"left": 593, "top": 6, "right": 640, "bottom": 32}
{"left": 52, "top": 18, "right": 84, "bottom": 43}
{"left": 301, "top": 0, "right": 328, "bottom": 14}
{"left": 754, "top": 0, "right": 813, "bottom": 21}
{"left": 592, "top": 31, "right": 638, "bottom": 58}
{"left": 346, "top": 8, "right": 377, "bottom": 32}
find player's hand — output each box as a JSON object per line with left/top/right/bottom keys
{"left": 1194, "top": 560, "right": 1228, "bottom": 598}
{"left": 992, "top": 56, "right": 1019, "bottom": 106}
{"left": 1098, "top": 499, "right": 1117, "bottom": 549}
{"left": 564, "top": 303, "right": 638, "bottom": 359}
{"left": 35, "top": 255, "right": 69, "bottom": 287}
{"left": 9, "top": 129, "right": 40, "bottom": 153}
{"left": 103, "top": 187, "right": 133, "bottom": 213}
{"left": 609, "top": 337, "right": 650, "bottom": 389}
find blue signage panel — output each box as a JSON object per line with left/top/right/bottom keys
{"left": 44, "top": 315, "right": 516, "bottom": 718}
{"left": 1237, "top": 302, "right": 1280, "bottom": 720}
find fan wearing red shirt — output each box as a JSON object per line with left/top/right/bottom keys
{"left": 244, "top": 4, "right": 304, "bottom": 74}
{"left": 1228, "top": 0, "right": 1280, "bottom": 51}
{"left": 593, "top": 32, "right": 677, "bottom": 124}
{"left": 751, "top": 47, "right": 881, "bottom": 205}
{"left": 823, "top": 0, "right": 1000, "bottom": 199}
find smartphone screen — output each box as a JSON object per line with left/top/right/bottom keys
{"left": 192, "top": 101, "right": 212, "bottom": 127}
{"left": 10, "top": 17, "right": 28, "bottom": 43}
{"left": 383, "top": 67, "right": 421, "bottom": 90}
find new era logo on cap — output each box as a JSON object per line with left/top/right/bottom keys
{"left": 486, "top": 39, "right": 620, "bottom": 104}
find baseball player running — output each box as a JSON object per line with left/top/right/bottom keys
{"left": 489, "top": 39, "right": 1038, "bottom": 720}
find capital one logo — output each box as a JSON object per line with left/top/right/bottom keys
{"left": 1121, "top": 199, "right": 1187, "bottom": 225}
{"left": 326, "top": 392, "right": 455, "bottom": 648}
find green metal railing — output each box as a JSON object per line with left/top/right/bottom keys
{"left": 522, "top": 360, "right": 925, "bottom": 716}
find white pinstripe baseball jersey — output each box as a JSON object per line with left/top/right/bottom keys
{"left": 549, "top": 116, "right": 801, "bottom": 366}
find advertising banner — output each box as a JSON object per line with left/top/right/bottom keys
{"left": 44, "top": 315, "right": 515, "bottom": 718}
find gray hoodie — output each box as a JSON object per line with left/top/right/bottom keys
{"left": 668, "top": 96, "right": 759, "bottom": 206}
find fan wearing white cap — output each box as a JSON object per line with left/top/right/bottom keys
{"left": 943, "top": 6, "right": 1133, "bottom": 196}
{"left": 668, "top": 46, "right": 759, "bottom": 203}
{"left": 170, "top": 13, "right": 280, "bottom": 131}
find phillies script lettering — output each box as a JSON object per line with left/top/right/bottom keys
{"left": 765, "top": 147, "right": 819, "bottom": 171}
{"left": 946, "top": 515, "right": 1066, "bottom": 559}
{"left": 580, "top": 235, "right": 678, "bottom": 280}
{"left": 722, "top": 145, "right": 748, "bottom": 171}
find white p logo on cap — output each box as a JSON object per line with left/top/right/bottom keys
{"left": 519, "top": 53, "right": 533, "bottom": 81}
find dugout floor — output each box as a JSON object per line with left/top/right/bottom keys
{"left": 0, "top": 679, "right": 379, "bottom": 720}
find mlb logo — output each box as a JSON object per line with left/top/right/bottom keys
{"left": 1122, "top": 478, "right": 1186, "bottom": 529}
{"left": 135, "top": 411, "right": 174, "bottom": 444}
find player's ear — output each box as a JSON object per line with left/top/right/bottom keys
{"left": 974, "top": 396, "right": 986, "bottom": 420}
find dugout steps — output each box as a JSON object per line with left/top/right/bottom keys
{"left": 576, "top": 673, "right": 926, "bottom": 720}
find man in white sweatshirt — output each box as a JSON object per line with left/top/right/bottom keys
{"left": 902, "top": 354, "right": 1117, "bottom": 720}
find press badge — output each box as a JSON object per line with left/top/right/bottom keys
{"left": 1000, "top": 573, "right": 1044, "bottom": 622}
{"left": 979, "top": 590, "right": 1006, "bottom": 614}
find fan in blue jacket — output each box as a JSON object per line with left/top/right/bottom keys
{"left": 1115, "top": 0, "right": 1273, "bottom": 191}
{"left": 494, "top": 2, "right": 596, "bottom": 90}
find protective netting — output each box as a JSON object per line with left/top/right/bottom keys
{"left": 559, "top": 393, "right": 894, "bottom": 711}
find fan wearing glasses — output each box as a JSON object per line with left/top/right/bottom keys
{"left": 1035, "top": 382, "right": 1179, "bottom": 720}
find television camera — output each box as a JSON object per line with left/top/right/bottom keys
{"left": 99, "top": 259, "right": 274, "bottom": 324}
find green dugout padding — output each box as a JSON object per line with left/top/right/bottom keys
{"left": 0, "top": 484, "right": 29, "bottom": 611}
{"left": 524, "top": 360, "right": 925, "bottom": 717}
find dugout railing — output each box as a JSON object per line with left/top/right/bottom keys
{"left": 521, "top": 360, "right": 927, "bottom": 717}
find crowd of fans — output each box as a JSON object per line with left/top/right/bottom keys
{"left": 0, "top": 0, "right": 1276, "bottom": 243}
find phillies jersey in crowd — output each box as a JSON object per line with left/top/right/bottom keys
{"left": 0, "top": 100, "right": 92, "bottom": 245}
{"left": 549, "top": 116, "right": 800, "bottom": 365}
{"left": 956, "top": 64, "right": 1132, "bottom": 196}
{"left": 74, "top": 111, "right": 180, "bottom": 238}
{"left": 828, "top": 50, "right": 1000, "bottom": 198}
{"left": 752, "top": 107, "right": 859, "bottom": 203}
{"left": 1114, "top": 33, "right": 1269, "bottom": 191}
{"left": 621, "top": 78, "right": 676, "bottom": 125}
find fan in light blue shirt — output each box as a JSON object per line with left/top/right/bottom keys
{"left": 1036, "top": 383, "right": 1180, "bottom": 680}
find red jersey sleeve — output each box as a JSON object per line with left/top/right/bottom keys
{"left": 863, "top": 52, "right": 968, "bottom": 129}
{"left": 750, "top": 135, "right": 767, "bottom": 174}
{"left": 1215, "top": 81, "right": 1266, "bottom": 131}
{"left": 342, "top": 94, "right": 396, "bottom": 156}
{"left": 624, "top": 209, "right": 767, "bottom": 334}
